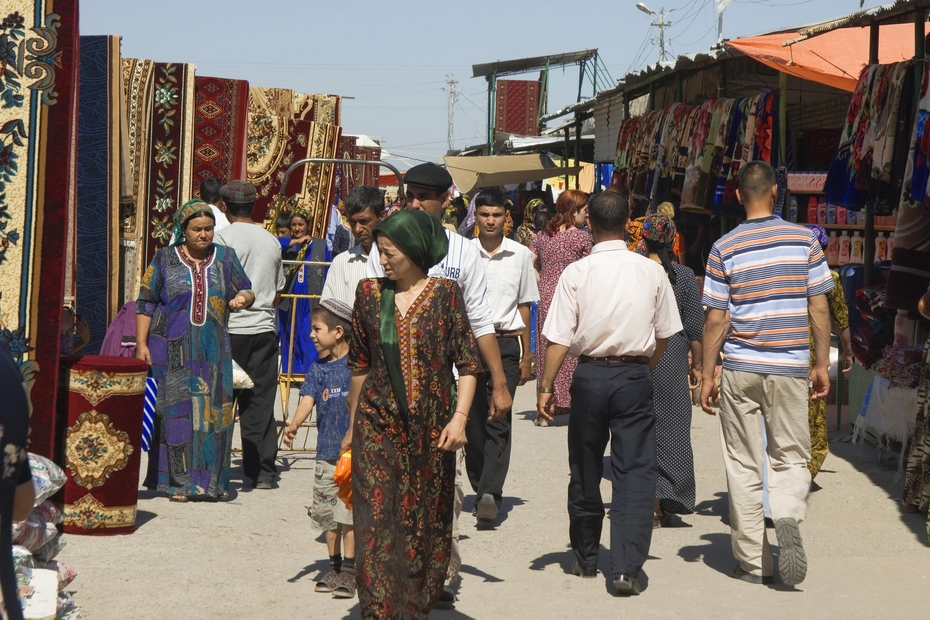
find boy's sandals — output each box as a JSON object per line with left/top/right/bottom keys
{"left": 315, "top": 568, "right": 339, "bottom": 593}
{"left": 331, "top": 571, "right": 357, "bottom": 599}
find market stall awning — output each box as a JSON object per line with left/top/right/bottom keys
{"left": 726, "top": 22, "right": 928, "bottom": 92}
{"left": 443, "top": 154, "right": 581, "bottom": 194}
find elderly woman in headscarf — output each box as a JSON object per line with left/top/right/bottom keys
{"left": 637, "top": 213, "right": 704, "bottom": 526}
{"left": 516, "top": 197, "right": 546, "bottom": 248}
{"left": 136, "top": 199, "right": 254, "bottom": 502}
{"left": 341, "top": 210, "right": 481, "bottom": 619}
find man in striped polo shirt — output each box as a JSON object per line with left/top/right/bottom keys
{"left": 700, "top": 161, "right": 833, "bottom": 588}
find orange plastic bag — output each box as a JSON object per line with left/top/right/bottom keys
{"left": 333, "top": 450, "right": 352, "bottom": 510}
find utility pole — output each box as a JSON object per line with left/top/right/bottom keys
{"left": 715, "top": 0, "right": 735, "bottom": 45}
{"left": 444, "top": 73, "right": 459, "bottom": 153}
{"left": 636, "top": 4, "right": 674, "bottom": 64}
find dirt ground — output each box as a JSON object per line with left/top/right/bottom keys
{"left": 61, "top": 382, "right": 930, "bottom": 619}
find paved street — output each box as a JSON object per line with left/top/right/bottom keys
{"left": 62, "top": 382, "right": 930, "bottom": 619}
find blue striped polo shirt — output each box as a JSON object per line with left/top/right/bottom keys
{"left": 701, "top": 217, "right": 834, "bottom": 377}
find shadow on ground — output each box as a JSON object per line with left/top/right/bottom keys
{"left": 827, "top": 432, "right": 929, "bottom": 546}
{"left": 462, "top": 496, "right": 526, "bottom": 529}
{"left": 677, "top": 532, "right": 733, "bottom": 578}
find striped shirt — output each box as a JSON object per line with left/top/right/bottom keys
{"left": 701, "top": 217, "right": 834, "bottom": 377}
{"left": 321, "top": 244, "right": 369, "bottom": 307}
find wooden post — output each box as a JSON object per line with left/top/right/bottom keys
{"left": 574, "top": 118, "right": 582, "bottom": 189}
{"left": 778, "top": 71, "right": 788, "bottom": 167}
{"left": 869, "top": 21, "right": 879, "bottom": 64}
{"left": 487, "top": 72, "right": 497, "bottom": 155}
{"left": 564, "top": 126, "right": 570, "bottom": 189}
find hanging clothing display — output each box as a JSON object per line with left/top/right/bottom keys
{"left": 825, "top": 62, "right": 912, "bottom": 215}
{"left": 613, "top": 91, "right": 778, "bottom": 214}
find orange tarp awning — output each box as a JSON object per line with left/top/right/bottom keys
{"left": 726, "top": 23, "right": 928, "bottom": 92}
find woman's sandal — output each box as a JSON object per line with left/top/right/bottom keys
{"left": 216, "top": 491, "right": 229, "bottom": 501}
{"left": 169, "top": 495, "right": 189, "bottom": 503}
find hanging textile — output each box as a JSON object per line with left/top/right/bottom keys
{"left": 77, "top": 36, "right": 123, "bottom": 355}
{"left": 886, "top": 61, "right": 930, "bottom": 315}
{"left": 247, "top": 86, "right": 295, "bottom": 220}
{"left": 336, "top": 137, "right": 382, "bottom": 201}
{"left": 495, "top": 80, "right": 541, "bottom": 136}
{"left": 293, "top": 92, "right": 342, "bottom": 125}
{"left": 0, "top": 1, "right": 79, "bottom": 458}
{"left": 825, "top": 62, "right": 911, "bottom": 214}
{"left": 192, "top": 76, "right": 250, "bottom": 190}
{"left": 141, "top": 63, "right": 197, "bottom": 265}
{"left": 285, "top": 120, "right": 343, "bottom": 238}
{"left": 680, "top": 98, "right": 717, "bottom": 210}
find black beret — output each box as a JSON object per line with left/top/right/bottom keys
{"left": 403, "top": 162, "right": 453, "bottom": 192}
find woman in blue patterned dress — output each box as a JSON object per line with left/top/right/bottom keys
{"left": 136, "top": 200, "right": 254, "bottom": 502}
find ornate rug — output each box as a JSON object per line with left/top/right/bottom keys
{"left": 59, "top": 355, "right": 148, "bottom": 535}
{"left": 0, "top": 0, "right": 79, "bottom": 459}
{"left": 293, "top": 92, "right": 341, "bottom": 125}
{"left": 248, "top": 87, "right": 342, "bottom": 233}
{"left": 336, "top": 136, "right": 381, "bottom": 202}
{"left": 139, "top": 62, "right": 196, "bottom": 267}
{"left": 77, "top": 35, "right": 122, "bottom": 355}
{"left": 192, "top": 76, "right": 249, "bottom": 192}
{"left": 495, "top": 80, "right": 540, "bottom": 136}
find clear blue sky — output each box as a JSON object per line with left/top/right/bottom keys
{"left": 81, "top": 0, "right": 878, "bottom": 168}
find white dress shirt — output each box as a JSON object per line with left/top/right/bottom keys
{"left": 472, "top": 236, "right": 540, "bottom": 332}
{"left": 321, "top": 244, "right": 369, "bottom": 307}
{"left": 366, "top": 229, "right": 495, "bottom": 338}
{"left": 543, "top": 240, "right": 683, "bottom": 358}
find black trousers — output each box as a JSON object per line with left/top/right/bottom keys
{"left": 231, "top": 331, "right": 279, "bottom": 483}
{"left": 568, "top": 361, "right": 656, "bottom": 576}
{"left": 465, "top": 337, "right": 521, "bottom": 503}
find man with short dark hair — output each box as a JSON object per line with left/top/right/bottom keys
{"left": 467, "top": 187, "right": 539, "bottom": 528}
{"left": 700, "top": 160, "right": 833, "bottom": 587}
{"left": 200, "top": 177, "right": 230, "bottom": 231}
{"left": 321, "top": 185, "right": 384, "bottom": 307}
{"left": 214, "top": 180, "right": 285, "bottom": 489}
{"left": 538, "top": 190, "right": 682, "bottom": 596}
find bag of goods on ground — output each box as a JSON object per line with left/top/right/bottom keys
{"left": 33, "top": 535, "right": 66, "bottom": 564}
{"left": 12, "top": 546, "right": 35, "bottom": 571}
{"left": 12, "top": 514, "right": 58, "bottom": 553}
{"left": 43, "top": 560, "right": 77, "bottom": 589}
{"left": 32, "top": 501, "right": 62, "bottom": 525}
{"left": 28, "top": 454, "right": 66, "bottom": 505}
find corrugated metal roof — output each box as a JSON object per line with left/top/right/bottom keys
{"left": 472, "top": 49, "right": 598, "bottom": 78}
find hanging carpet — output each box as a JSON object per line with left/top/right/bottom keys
{"left": 192, "top": 76, "right": 249, "bottom": 191}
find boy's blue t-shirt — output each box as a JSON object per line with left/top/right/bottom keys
{"left": 299, "top": 354, "right": 351, "bottom": 460}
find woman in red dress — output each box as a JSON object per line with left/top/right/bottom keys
{"left": 530, "top": 190, "right": 592, "bottom": 425}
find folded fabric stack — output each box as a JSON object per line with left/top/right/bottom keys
{"left": 851, "top": 285, "right": 896, "bottom": 368}
{"left": 873, "top": 345, "right": 926, "bottom": 389}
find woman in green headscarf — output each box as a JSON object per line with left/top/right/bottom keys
{"left": 136, "top": 200, "right": 254, "bottom": 502}
{"left": 342, "top": 210, "right": 480, "bottom": 619}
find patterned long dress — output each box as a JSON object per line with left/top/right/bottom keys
{"left": 348, "top": 278, "right": 480, "bottom": 620}
{"left": 531, "top": 227, "right": 592, "bottom": 415}
{"left": 137, "top": 245, "right": 252, "bottom": 498}
{"left": 902, "top": 334, "right": 930, "bottom": 534}
{"left": 654, "top": 264, "right": 703, "bottom": 514}
{"left": 808, "top": 270, "right": 849, "bottom": 478}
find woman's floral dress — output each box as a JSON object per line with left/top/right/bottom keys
{"left": 531, "top": 227, "right": 592, "bottom": 415}
{"left": 348, "top": 278, "right": 480, "bottom": 620}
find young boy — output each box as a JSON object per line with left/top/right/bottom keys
{"left": 283, "top": 298, "right": 355, "bottom": 599}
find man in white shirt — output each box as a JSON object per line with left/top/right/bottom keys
{"left": 466, "top": 188, "right": 539, "bottom": 529}
{"left": 214, "top": 180, "right": 285, "bottom": 489}
{"left": 200, "top": 176, "right": 230, "bottom": 232}
{"left": 366, "top": 163, "right": 511, "bottom": 607}
{"left": 321, "top": 186, "right": 383, "bottom": 307}
{"left": 538, "top": 190, "right": 682, "bottom": 596}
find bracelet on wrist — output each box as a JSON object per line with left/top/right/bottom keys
{"left": 537, "top": 386, "right": 554, "bottom": 393}
{"left": 454, "top": 410, "right": 468, "bottom": 420}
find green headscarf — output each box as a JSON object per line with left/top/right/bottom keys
{"left": 170, "top": 199, "right": 215, "bottom": 246}
{"left": 372, "top": 210, "right": 449, "bottom": 418}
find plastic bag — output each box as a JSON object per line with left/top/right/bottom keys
{"left": 44, "top": 560, "right": 78, "bottom": 589}
{"left": 33, "top": 500, "right": 62, "bottom": 525}
{"left": 29, "top": 453, "right": 67, "bottom": 505}
{"left": 12, "top": 513, "right": 58, "bottom": 552}
{"left": 333, "top": 450, "right": 352, "bottom": 510}
{"left": 33, "top": 534, "right": 66, "bottom": 563}
{"left": 12, "top": 546, "right": 35, "bottom": 571}
{"left": 232, "top": 360, "right": 254, "bottom": 389}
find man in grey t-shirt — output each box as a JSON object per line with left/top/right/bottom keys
{"left": 215, "top": 180, "right": 285, "bottom": 489}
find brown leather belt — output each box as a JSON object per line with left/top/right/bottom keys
{"left": 495, "top": 330, "right": 523, "bottom": 339}
{"left": 579, "top": 355, "right": 649, "bottom": 365}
